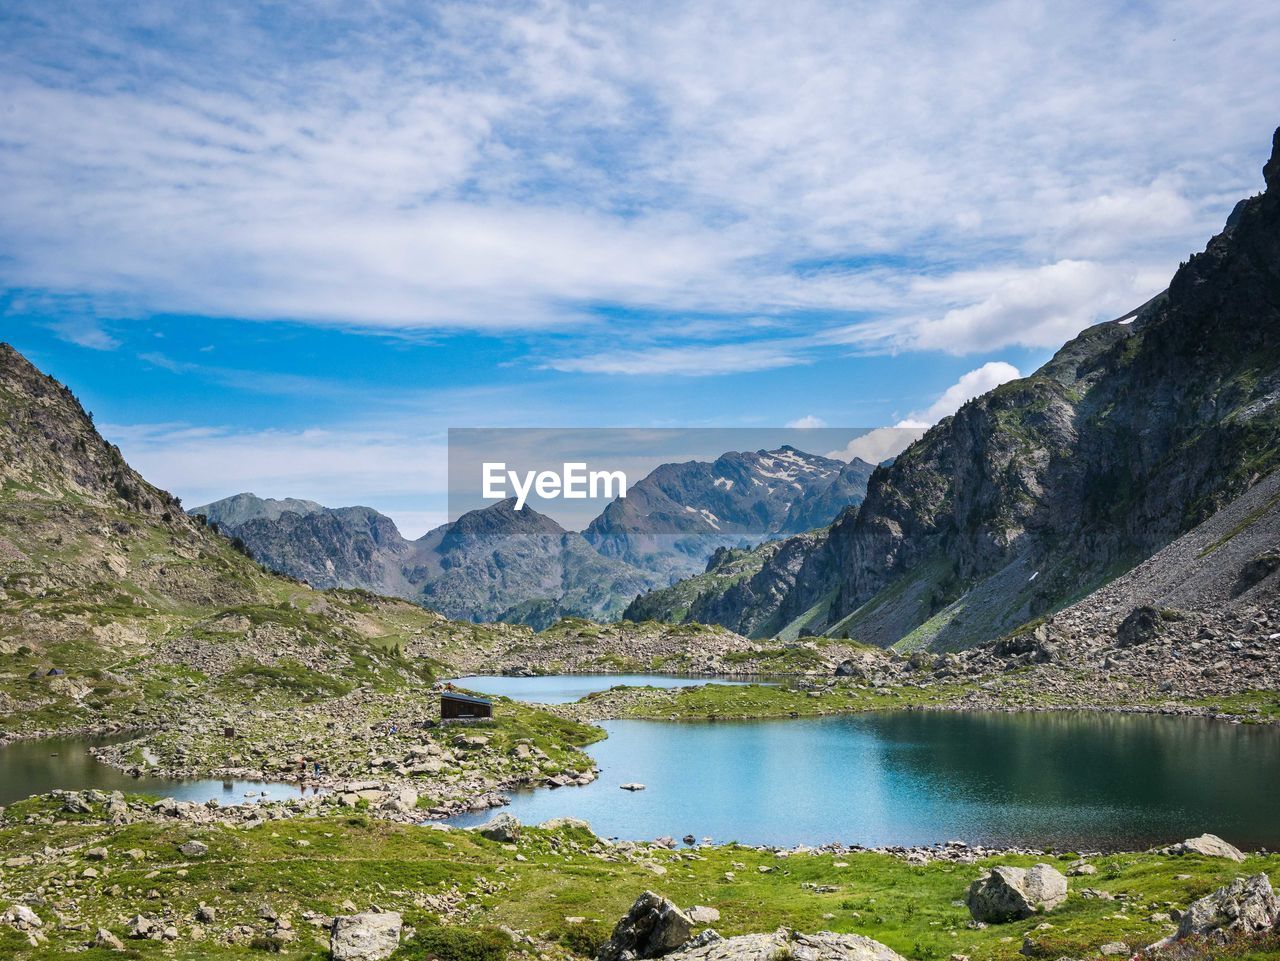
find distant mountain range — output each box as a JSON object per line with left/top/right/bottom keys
{"left": 628, "top": 126, "right": 1280, "bottom": 648}
{"left": 192, "top": 447, "right": 875, "bottom": 628}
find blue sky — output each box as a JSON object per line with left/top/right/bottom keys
{"left": 2, "top": 1, "right": 1278, "bottom": 534}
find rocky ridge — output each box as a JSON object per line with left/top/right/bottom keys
{"left": 643, "top": 127, "right": 1280, "bottom": 653}
{"left": 195, "top": 447, "right": 874, "bottom": 629}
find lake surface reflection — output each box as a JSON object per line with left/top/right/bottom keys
{"left": 450, "top": 711, "right": 1280, "bottom": 849}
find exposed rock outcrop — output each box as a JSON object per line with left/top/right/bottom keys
{"left": 1150, "top": 873, "right": 1280, "bottom": 949}
{"left": 598, "top": 892, "right": 694, "bottom": 961}
{"left": 476, "top": 812, "right": 521, "bottom": 842}
{"left": 664, "top": 928, "right": 904, "bottom": 961}
{"left": 1163, "top": 834, "right": 1246, "bottom": 862}
{"left": 966, "top": 863, "right": 1068, "bottom": 922}
{"left": 330, "top": 911, "right": 402, "bottom": 961}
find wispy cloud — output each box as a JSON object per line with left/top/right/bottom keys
{"left": 1, "top": 0, "right": 1277, "bottom": 363}
{"left": 543, "top": 340, "right": 811, "bottom": 376}
{"left": 47, "top": 317, "right": 120, "bottom": 351}
{"left": 105, "top": 421, "right": 450, "bottom": 537}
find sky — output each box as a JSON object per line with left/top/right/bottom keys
{"left": 2, "top": 1, "right": 1278, "bottom": 535}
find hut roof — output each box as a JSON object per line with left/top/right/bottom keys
{"left": 441, "top": 691, "right": 492, "bottom": 707}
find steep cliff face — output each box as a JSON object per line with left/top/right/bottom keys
{"left": 804, "top": 127, "right": 1280, "bottom": 649}
{"left": 639, "top": 127, "right": 1280, "bottom": 650}
{"left": 230, "top": 505, "right": 415, "bottom": 593}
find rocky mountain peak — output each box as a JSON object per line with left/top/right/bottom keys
{"left": 1264, "top": 125, "right": 1280, "bottom": 193}
{"left": 193, "top": 492, "right": 327, "bottom": 529}
{"left": 0, "top": 342, "right": 180, "bottom": 518}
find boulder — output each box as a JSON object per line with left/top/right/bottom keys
{"left": 664, "top": 928, "right": 904, "bottom": 961}
{"left": 178, "top": 840, "right": 208, "bottom": 858}
{"left": 126, "top": 915, "right": 162, "bottom": 940}
{"left": 2, "top": 904, "right": 42, "bottom": 930}
{"left": 1164, "top": 833, "right": 1246, "bottom": 862}
{"left": 965, "top": 864, "right": 1067, "bottom": 922}
{"left": 1116, "top": 606, "right": 1163, "bottom": 647}
{"left": 94, "top": 927, "right": 125, "bottom": 950}
{"left": 477, "top": 813, "right": 521, "bottom": 843}
{"left": 1150, "top": 873, "right": 1280, "bottom": 949}
{"left": 330, "top": 911, "right": 403, "bottom": 961}
{"left": 598, "top": 891, "right": 695, "bottom": 961}
{"left": 541, "top": 817, "right": 593, "bottom": 833}
{"left": 688, "top": 907, "right": 721, "bottom": 924}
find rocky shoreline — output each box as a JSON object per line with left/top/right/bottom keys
{"left": 4, "top": 787, "right": 1269, "bottom": 868}
{"left": 5, "top": 672, "right": 1277, "bottom": 835}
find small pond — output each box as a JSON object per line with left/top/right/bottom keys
{"left": 448, "top": 673, "right": 762, "bottom": 704}
{"left": 0, "top": 735, "right": 310, "bottom": 807}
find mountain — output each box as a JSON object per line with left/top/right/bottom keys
{"left": 0, "top": 342, "right": 457, "bottom": 736}
{"left": 195, "top": 445, "right": 874, "bottom": 626}
{"left": 194, "top": 494, "right": 418, "bottom": 595}
{"left": 192, "top": 492, "right": 325, "bottom": 528}
{"left": 410, "top": 499, "right": 659, "bottom": 627}
{"left": 647, "top": 126, "right": 1280, "bottom": 651}
{"left": 622, "top": 530, "right": 831, "bottom": 638}
{"left": 193, "top": 494, "right": 661, "bottom": 627}
{"left": 585, "top": 446, "right": 873, "bottom": 579}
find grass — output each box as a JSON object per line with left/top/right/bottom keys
{"left": 1187, "top": 689, "right": 1280, "bottom": 722}
{"left": 0, "top": 795, "right": 1275, "bottom": 961}
{"left": 598, "top": 680, "right": 972, "bottom": 720}
{"left": 721, "top": 645, "right": 831, "bottom": 672}
{"left": 224, "top": 659, "right": 357, "bottom": 697}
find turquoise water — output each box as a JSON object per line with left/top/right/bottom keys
{"left": 0, "top": 735, "right": 309, "bottom": 807}
{"left": 449, "top": 712, "right": 1280, "bottom": 849}
{"left": 449, "top": 673, "right": 761, "bottom": 704}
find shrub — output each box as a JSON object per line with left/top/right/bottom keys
{"left": 555, "top": 921, "right": 613, "bottom": 958}
{"left": 394, "top": 925, "right": 513, "bottom": 961}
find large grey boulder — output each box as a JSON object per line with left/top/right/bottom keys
{"left": 1150, "top": 873, "right": 1280, "bottom": 949}
{"left": 476, "top": 812, "right": 521, "bottom": 843}
{"left": 665, "top": 928, "right": 904, "bottom": 961}
{"left": 1164, "top": 833, "right": 1246, "bottom": 862}
{"left": 598, "top": 892, "right": 694, "bottom": 961}
{"left": 330, "top": 911, "right": 402, "bottom": 961}
{"left": 966, "top": 864, "right": 1068, "bottom": 922}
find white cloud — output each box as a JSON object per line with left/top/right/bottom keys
{"left": 913, "top": 361, "right": 1021, "bottom": 422}
{"left": 904, "top": 263, "right": 1165, "bottom": 354}
{"left": 825, "top": 261, "right": 1169, "bottom": 355}
{"left": 827, "top": 426, "right": 927, "bottom": 464}
{"left": 826, "top": 361, "right": 1020, "bottom": 462}
{"left": 786, "top": 415, "right": 826, "bottom": 429}
{"left": 47, "top": 317, "right": 120, "bottom": 351}
{"left": 0, "top": 0, "right": 1276, "bottom": 356}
